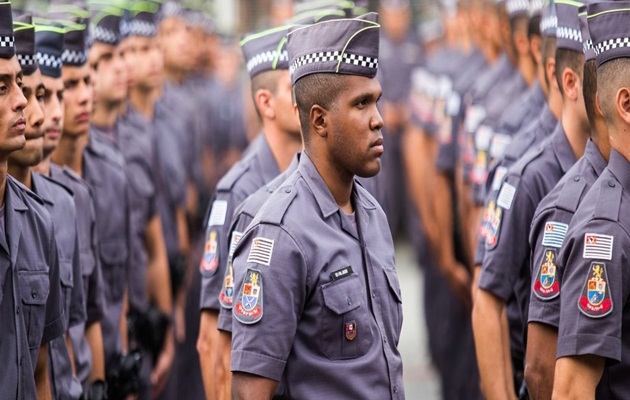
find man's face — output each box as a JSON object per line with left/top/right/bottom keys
{"left": 0, "top": 56, "right": 28, "bottom": 156}
{"left": 158, "top": 17, "right": 193, "bottom": 73}
{"left": 123, "top": 36, "right": 163, "bottom": 91}
{"left": 9, "top": 69, "right": 45, "bottom": 166}
{"left": 89, "top": 42, "right": 127, "bottom": 105}
{"left": 41, "top": 75, "right": 64, "bottom": 156}
{"left": 62, "top": 64, "right": 92, "bottom": 137}
{"left": 274, "top": 71, "right": 301, "bottom": 138}
{"left": 326, "top": 75, "right": 384, "bottom": 178}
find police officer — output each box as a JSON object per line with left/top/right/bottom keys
{"left": 0, "top": 3, "right": 65, "bottom": 398}
{"left": 230, "top": 13, "right": 404, "bottom": 399}
{"left": 524, "top": 7, "right": 609, "bottom": 398}
{"left": 31, "top": 20, "right": 108, "bottom": 398}
{"left": 553, "top": 2, "right": 630, "bottom": 397}
{"left": 10, "top": 15, "right": 87, "bottom": 400}
{"left": 197, "top": 23, "right": 302, "bottom": 400}
{"left": 49, "top": 15, "right": 134, "bottom": 398}
{"left": 473, "top": 0, "right": 590, "bottom": 396}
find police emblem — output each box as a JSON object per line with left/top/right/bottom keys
{"left": 219, "top": 262, "right": 234, "bottom": 308}
{"left": 578, "top": 262, "right": 613, "bottom": 318}
{"left": 485, "top": 201, "right": 503, "bottom": 249}
{"left": 234, "top": 269, "right": 263, "bottom": 324}
{"left": 534, "top": 249, "right": 560, "bottom": 300}
{"left": 199, "top": 230, "right": 219, "bottom": 275}
{"left": 345, "top": 321, "right": 357, "bottom": 341}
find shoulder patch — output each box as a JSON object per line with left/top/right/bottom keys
{"left": 200, "top": 230, "right": 219, "bottom": 275}
{"left": 491, "top": 166, "right": 508, "bottom": 192}
{"left": 216, "top": 162, "right": 250, "bottom": 192}
{"left": 246, "top": 237, "right": 274, "bottom": 266}
{"left": 578, "top": 262, "right": 613, "bottom": 318}
{"left": 208, "top": 200, "right": 228, "bottom": 227}
{"left": 541, "top": 221, "right": 569, "bottom": 248}
{"left": 583, "top": 233, "right": 613, "bottom": 261}
{"left": 484, "top": 200, "right": 504, "bottom": 249}
{"left": 234, "top": 268, "right": 263, "bottom": 324}
{"left": 219, "top": 231, "right": 244, "bottom": 309}
{"left": 497, "top": 182, "right": 517, "bottom": 210}
{"left": 533, "top": 248, "right": 560, "bottom": 300}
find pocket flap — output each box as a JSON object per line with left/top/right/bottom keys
{"left": 19, "top": 271, "right": 50, "bottom": 306}
{"left": 59, "top": 260, "right": 74, "bottom": 288}
{"left": 100, "top": 240, "right": 128, "bottom": 266}
{"left": 383, "top": 268, "right": 402, "bottom": 304}
{"left": 322, "top": 274, "right": 362, "bottom": 315}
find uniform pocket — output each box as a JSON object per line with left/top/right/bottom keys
{"left": 18, "top": 270, "right": 50, "bottom": 349}
{"left": 321, "top": 274, "right": 374, "bottom": 360}
{"left": 99, "top": 240, "right": 128, "bottom": 301}
{"left": 383, "top": 268, "right": 403, "bottom": 341}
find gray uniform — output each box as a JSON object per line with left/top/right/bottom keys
{"left": 528, "top": 140, "right": 607, "bottom": 326}
{"left": 32, "top": 172, "right": 86, "bottom": 400}
{"left": 217, "top": 155, "right": 300, "bottom": 333}
{"left": 556, "top": 150, "right": 630, "bottom": 398}
{"left": 199, "top": 134, "right": 280, "bottom": 312}
{"left": 231, "top": 154, "right": 404, "bottom": 399}
{"left": 479, "top": 123, "right": 576, "bottom": 373}
{"left": 83, "top": 135, "right": 131, "bottom": 371}
{"left": 0, "top": 176, "right": 65, "bottom": 399}
{"left": 50, "top": 163, "right": 106, "bottom": 388}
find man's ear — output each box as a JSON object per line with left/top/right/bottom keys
{"left": 530, "top": 35, "right": 542, "bottom": 66}
{"left": 513, "top": 30, "right": 530, "bottom": 57}
{"left": 255, "top": 89, "right": 275, "bottom": 120}
{"left": 562, "top": 67, "right": 580, "bottom": 101}
{"left": 616, "top": 86, "right": 630, "bottom": 125}
{"left": 310, "top": 104, "right": 327, "bottom": 139}
{"left": 546, "top": 56, "right": 559, "bottom": 91}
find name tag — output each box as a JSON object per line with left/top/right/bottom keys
{"left": 330, "top": 266, "right": 354, "bottom": 282}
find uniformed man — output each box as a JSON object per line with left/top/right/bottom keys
{"left": 31, "top": 20, "right": 108, "bottom": 398}
{"left": 10, "top": 15, "right": 87, "bottom": 400}
{"left": 230, "top": 13, "right": 404, "bottom": 399}
{"left": 0, "top": 2, "right": 65, "bottom": 398}
{"left": 49, "top": 16, "right": 135, "bottom": 399}
{"left": 473, "top": 0, "right": 590, "bottom": 397}
{"left": 197, "top": 23, "right": 302, "bottom": 400}
{"left": 524, "top": 6, "right": 609, "bottom": 397}
{"left": 552, "top": 2, "right": 630, "bottom": 397}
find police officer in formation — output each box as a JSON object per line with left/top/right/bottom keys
{"left": 3, "top": 0, "right": 630, "bottom": 399}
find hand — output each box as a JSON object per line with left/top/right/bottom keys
{"left": 151, "top": 333, "right": 174, "bottom": 398}
{"left": 443, "top": 261, "right": 473, "bottom": 311}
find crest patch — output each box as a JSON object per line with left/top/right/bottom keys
{"left": 345, "top": 321, "right": 357, "bottom": 341}
{"left": 229, "top": 231, "right": 243, "bottom": 256}
{"left": 578, "top": 262, "right": 613, "bottom": 318}
{"left": 208, "top": 200, "right": 228, "bottom": 227}
{"left": 199, "top": 230, "right": 219, "bottom": 275}
{"left": 484, "top": 200, "right": 503, "bottom": 249}
{"left": 541, "top": 221, "right": 569, "bottom": 248}
{"left": 497, "top": 182, "right": 516, "bottom": 210}
{"left": 583, "top": 233, "right": 613, "bottom": 260}
{"left": 533, "top": 249, "right": 560, "bottom": 300}
{"left": 219, "top": 261, "right": 234, "bottom": 309}
{"left": 246, "top": 237, "right": 274, "bottom": 266}
{"left": 234, "top": 269, "right": 263, "bottom": 324}
{"left": 491, "top": 166, "right": 508, "bottom": 191}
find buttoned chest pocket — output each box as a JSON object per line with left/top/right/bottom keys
{"left": 383, "top": 268, "right": 403, "bottom": 344}
{"left": 321, "top": 274, "right": 374, "bottom": 360}
{"left": 18, "top": 270, "right": 50, "bottom": 349}
{"left": 100, "top": 240, "right": 128, "bottom": 302}
{"left": 59, "top": 260, "right": 74, "bottom": 318}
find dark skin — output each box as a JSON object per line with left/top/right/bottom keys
{"left": 232, "top": 75, "right": 383, "bottom": 400}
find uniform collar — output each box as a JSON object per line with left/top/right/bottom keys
{"left": 6, "top": 177, "right": 28, "bottom": 265}
{"left": 298, "top": 152, "right": 376, "bottom": 219}
{"left": 540, "top": 104, "right": 558, "bottom": 133}
{"left": 552, "top": 121, "right": 577, "bottom": 174}
{"left": 255, "top": 134, "right": 282, "bottom": 184}
{"left": 530, "top": 81, "right": 546, "bottom": 107}
{"left": 584, "top": 139, "right": 608, "bottom": 177}
{"left": 607, "top": 149, "right": 630, "bottom": 190}
{"left": 31, "top": 173, "right": 55, "bottom": 205}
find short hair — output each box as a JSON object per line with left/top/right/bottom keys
{"left": 541, "top": 36, "right": 556, "bottom": 89}
{"left": 510, "top": 15, "right": 529, "bottom": 37}
{"left": 293, "top": 73, "right": 349, "bottom": 143}
{"left": 250, "top": 69, "right": 284, "bottom": 119}
{"left": 582, "top": 59, "right": 598, "bottom": 128}
{"left": 598, "top": 57, "right": 630, "bottom": 127}
{"left": 528, "top": 15, "right": 541, "bottom": 39}
{"left": 555, "top": 48, "right": 583, "bottom": 96}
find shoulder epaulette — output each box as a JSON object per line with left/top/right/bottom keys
{"left": 593, "top": 178, "right": 622, "bottom": 222}
{"left": 216, "top": 162, "right": 250, "bottom": 192}
{"left": 258, "top": 182, "right": 299, "bottom": 226}
{"left": 555, "top": 175, "right": 587, "bottom": 213}
{"left": 40, "top": 173, "right": 75, "bottom": 198}
{"left": 511, "top": 142, "right": 545, "bottom": 177}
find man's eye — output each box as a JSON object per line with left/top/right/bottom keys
{"left": 0, "top": 86, "right": 7, "bottom": 95}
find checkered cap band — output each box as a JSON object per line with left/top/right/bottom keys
{"left": 17, "top": 53, "right": 36, "bottom": 66}
{"left": 557, "top": 26, "right": 582, "bottom": 43}
{"left": 128, "top": 19, "right": 157, "bottom": 37}
{"left": 541, "top": 14, "right": 557, "bottom": 34}
{"left": 37, "top": 52, "right": 62, "bottom": 69}
{"left": 289, "top": 51, "right": 378, "bottom": 76}
{"left": 594, "top": 37, "right": 630, "bottom": 56}
{"left": 0, "top": 35, "right": 14, "bottom": 48}
{"left": 246, "top": 50, "right": 288, "bottom": 73}
{"left": 62, "top": 48, "right": 87, "bottom": 65}
{"left": 583, "top": 38, "right": 593, "bottom": 53}
{"left": 92, "top": 25, "right": 119, "bottom": 45}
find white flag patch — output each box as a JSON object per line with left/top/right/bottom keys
{"left": 247, "top": 237, "right": 274, "bottom": 266}
{"left": 229, "top": 231, "right": 243, "bottom": 257}
{"left": 492, "top": 166, "right": 508, "bottom": 191}
{"left": 542, "top": 221, "right": 569, "bottom": 248}
{"left": 497, "top": 182, "right": 516, "bottom": 210}
{"left": 208, "top": 200, "right": 228, "bottom": 227}
{"left": 583, "top": 233, "right": 614, "bottom": 260}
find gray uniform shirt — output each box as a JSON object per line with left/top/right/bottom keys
{"left": 199, "top": 134, "right": 280, "bottom": 311}
{"left": 231, "top": 153, "right": 404, "bottom": 400}
{"left": 556, "top": 149, "right": 630, "bottom": 399}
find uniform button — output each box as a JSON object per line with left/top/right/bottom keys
{"left": 383, "top": 337, "right": 387, "bottom": 343}
{"left": 16, "top": 307, "right": 19, "bottom": 314}
{"left": 19, "top": 357, "right": 23, "bottom": 366}
{"left": 372, "top": 290, "right": 376, "bottom": 298}
{"left": 347, "top": 297, "right": 352, "bottom": 306}
{"left": 394, "top": 386, "right": 398, "bottom": 394}
{"left": 31, "top": 289, "right": 37, "bottom": 299}
{"left": 284, "top": 188, "right": 291, "bottom": 193}
{"left": 609, "top": 181, "right": 616, "bottom": 188}
{"left": 573, "top": 176, "right": 580, "bottom": 182}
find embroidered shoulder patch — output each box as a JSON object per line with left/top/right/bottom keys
{"left": 578, "top": 262, "right": 613, "bottom": 318}
{"left": 491, "top": 166, "right": 508, "bottom": 191}
{"left": 229, "top": 231, "right": 243, "bottom": 257}
{"left": 533, "top": 248, "right": 560, "bottom": 300}
{"left": 200, "top": 230, "right": 219, "bottom": 275}
{"left": 541, "top": 221, "right": 569, "bottom": 248}
{"left": 497, "top": 182, "right": 516, "bottom": 210}
{"left": 583, "top": 233, "right": 614, "bottom": 260}
{"left": 234, "top": 269, "right": 263, "bottom": 324}
{"left": 246, "top": 237, "right": 274, "bottom": 266}
{"left": 208, "top": 200, "right": 228, "bottom": 227}
{"left": 219, "top": 231, "right": 243, "bottom": 309}
{"left": 484, "top": 200, "right": 504, "bottom": 249}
